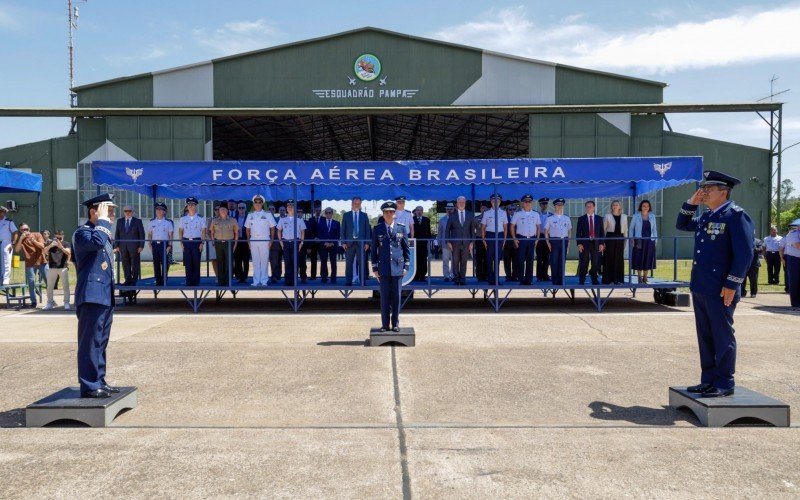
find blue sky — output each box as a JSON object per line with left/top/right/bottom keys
{"left": 1, "top": 0, "right": 798, "bottom": 192}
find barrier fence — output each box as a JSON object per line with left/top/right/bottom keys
{"left": 106, "top": 234, "right": 693, "bottom": 312}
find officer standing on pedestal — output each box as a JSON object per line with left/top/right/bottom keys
{"left": 676, "top": 170, "right": 754, "bottom": 397}
{"left": 72, "top": 193, "right": 119, "bottom": 398}
{"left": 371, "top": 202, "right": 410, "bottom": 332}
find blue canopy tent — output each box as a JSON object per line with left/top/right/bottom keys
{"left": 91, "top": 157, "right": 702, "bottom": 313}
{"left": 0, "top": 168, "right": 44, "bottom": 230}
{"left": 91, "top": 157, "right": 703, "bottom": 202}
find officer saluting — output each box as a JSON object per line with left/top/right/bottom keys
{"left": 371, "top": 202, "right": 410, "bottom": 332}
{"left": 676, "top": 170, "right": 754, "bottom": 397}
{"left": 72, "top": 193, "right": 119, "bottom": 398}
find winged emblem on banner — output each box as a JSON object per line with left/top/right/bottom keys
{"left": 653, "top": 162, "right": 671, "bottom": 178}
{"left": 126, "top": 167, "right": 144, "bottom": 182}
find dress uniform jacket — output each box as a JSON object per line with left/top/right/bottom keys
{"left": 371, "top": 221, "right": 411, "bottom": 277}
{"left": 371, "top": 221, "right": 410, "bottom": 329}
{"left": 676, "top": 200, "right": 754, "bottom": 296}
{"left": 73, "top": 219, "right": 115, "bottom": 307}
{"left": 676, "top": 199, "right": 754, "bottom": 392}
{"left": 72, "top": 218, "right": 115, "bottom": 393}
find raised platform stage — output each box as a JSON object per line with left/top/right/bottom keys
{"left": 669, "top": 386, "right": 790, "bottom": 427}
{"left": 26, "top": 387, "right": 138, "bottom": 427}
{"left": 116, "top": 275, "right": 688, "bottom": 313}
{"left": 369, "top": 327, "right": 415, "bottom": 347}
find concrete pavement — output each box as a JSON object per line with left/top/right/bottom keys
{"left": 0, "top": 292, "right": 798, "bottom": 498}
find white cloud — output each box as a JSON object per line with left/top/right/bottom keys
{"left": 193, "top": 18, "right": 282, "bottom": 56}
{"left": 433, "top": 4, "right": 800, "bottom": 74}
{"left": 734, "top": 117, "right": 800, "bottom": 133}
{"left": 687, "top": 127, "right": 711, "bottom": 136}
{"left": 0, "top": 6, "right": 18, "bottom": 30}
{"left": 104, "top": 46, "right": 172, "bottom": 67}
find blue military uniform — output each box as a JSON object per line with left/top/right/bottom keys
{"left": 72, "top": 194, "right": 117, "bottom": 397}
{"left": 676, "top": 171, "right": 754, "bottom": 395}
{"left": 150, "top": 202, "right": 174, "bottom": 286}
{"left": 371, "top": 202, "right": 410, "bottom": 331}
{"left": 536, "top": 197, "right": 553, "bottom": 281}
{"left": 178, "top": 197, "right": 206, "bottom": 286}
{"left": 482, "top": 194, "right": 507, "bottom": 285}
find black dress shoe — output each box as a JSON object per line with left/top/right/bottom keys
{"left": 101, "top": 384, "right": 121, "bottom": 393}
{"left": 380, "top": 327, "right": 388, "bottom": 332}
{"left": 701, "top": 387, "right": 734, "bottom": 398}
{"left": 81, "top": 388, "right": 112, "bottom": 398}
{"left": 392, "top": 326, "right": 400, "bottom": 332}
{"left": 686, "top": 383, "right": 713, "bottom": 393}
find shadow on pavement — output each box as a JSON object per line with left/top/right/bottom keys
{"left": 317, "top": 340, "right": 368, "bottom": 347}
{"left": 752, "top": 305, "right": 800, "bottom": 316}
{"left": 588, "top": 401, "right": 699, "bottom": 426}
{"left": 0, "top": 408, "right": 25, "bottom": 428}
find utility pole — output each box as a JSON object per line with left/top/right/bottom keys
{"left": 67, "top": 0, "right": 86, "bottom": 132}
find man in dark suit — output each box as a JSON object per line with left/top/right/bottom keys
{"left": 412, "top": 205, "right": 432, "bottom": 281}
{"left": 576, "top": 200, "right": 605, "bottom": 285}
{"left": 446, "top": 196, "right": 477, "bottom": 285}
{"left": 317, "top": 207, "right": 341, "bottom": 283}
{"left": 114, "top": 205, "right": 145, "bottom": 286}
{"left": 306, "top": 204, "right": 323, "bottom": 280}
{"left": 341, "top": 196, "right": 372, "bottom": 286}
{"left": 73, "top": 193, "right": 118, "bottom": 398}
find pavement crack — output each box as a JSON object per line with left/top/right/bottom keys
{"left": 568, "top": 312, "right": 615, "bottom": 342}
{"left": 391, "top": 346, "right": 412, "bottom": 500}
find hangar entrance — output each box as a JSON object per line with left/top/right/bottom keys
{"left": 212, "top": 113, "right": 530, "bottom": 161}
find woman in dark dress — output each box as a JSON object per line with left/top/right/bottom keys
{"left": 630, "top": 199, "right": 657, "bottom": 283}
{"left": 602, "top": 200, "right": 627, "bottom": 284}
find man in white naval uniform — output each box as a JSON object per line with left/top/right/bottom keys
{"left": 245, "top": 194, "right": 276, "bottom": 286}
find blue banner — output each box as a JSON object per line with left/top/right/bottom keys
{"left": 92, "top": 157, "right": 702, "bottom": 201}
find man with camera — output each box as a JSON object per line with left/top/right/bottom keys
{"left": 13, "top": 222, "right": 46, "bottom": 308}
{"left": 43, "top": 230, "right": 72, "bottom": 310}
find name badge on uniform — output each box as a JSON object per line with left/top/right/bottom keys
{"left": 101, "top": 261, "right": 108, "bottom": 271}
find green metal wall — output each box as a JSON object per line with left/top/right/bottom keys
{"left": 77, "top": 75, "right": 153, "bottom": 107}
{"left": 555, "top": 67, "right": 663, "bottom": 104}
{"left": 0, "top": 135, "right": 79, "bottom": 233}
{"left": 213, "top": 30, "right": 482, "bottom": 107}
{"left": 91, "top": 115, "right": 207, "bottom": 160}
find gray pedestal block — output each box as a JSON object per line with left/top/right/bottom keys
{"left": 369, "top": 327, "right": 415, "bottom": 347}
{"left": 669, "top": 386, "right": 790, "bottom": 427}
{"left": 26, "top": 387, "right": 138, "bottom": 427}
